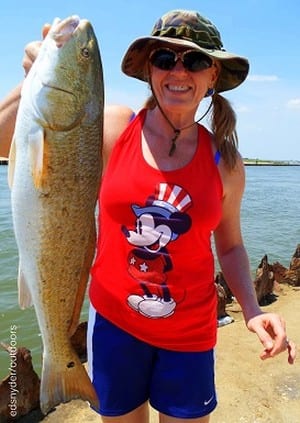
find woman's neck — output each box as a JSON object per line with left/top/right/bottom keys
{"left": 148, "top": 106, "right": 197, "bottom": 133}
{"left": 142, "top": 108, "right": 199, "bottom": 170}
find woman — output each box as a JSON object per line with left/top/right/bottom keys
{"left": 0, "top": 9, "right": 296, "bottom": 423}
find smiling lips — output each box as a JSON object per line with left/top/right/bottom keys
{"left": 167, "top": 84, "right": 191, "bottom": 93}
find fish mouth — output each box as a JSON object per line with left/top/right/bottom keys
{"left": 51, "top": 16, "right": 81, "bottom": 48}
{"left": 32, "top": 79, "right": 82, "bottom": 130}
{"left": 42, "top": 83, "right": 75, "bottom": 96}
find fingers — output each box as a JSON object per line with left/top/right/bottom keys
{"left": 22, "top": 23, "right": 51, "bottom": 77}
{"left": 286, "top": 339, "right": 297, "bottom": 365}
{"left": 42, "top": 23, "right": 51, "bottom": 39}
{"left": 247, "top": 313, "right": 297, "bottom": 364}
{"left": 248, "top": 313, "right": 284, "bottom": 352}
{"left": 22, "top": 41, "right": 42, "bottom": 76}
{"left": 260, "top": 337, "right": 297, "bottom": 364}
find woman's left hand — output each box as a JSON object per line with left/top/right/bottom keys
{"left": 246, "top": 313, "right": 296, "bottom": 364}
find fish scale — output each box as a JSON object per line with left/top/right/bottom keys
{"left": 8, "top": 16, "right": 103, "bottom": 415}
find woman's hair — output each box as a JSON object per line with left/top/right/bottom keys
{"left": 143, "top": 94, "right": 156, "bottom": 110}
{"left": 143, "top": 92, "right": 239, "bottom": 170}
{"left": 210, "top": 93, "right": 238, "bottom": 170}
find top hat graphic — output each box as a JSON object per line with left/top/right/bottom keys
{"left": 132, "top": 183, "right": 192, "bottom": 219}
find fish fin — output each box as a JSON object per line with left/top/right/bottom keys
{"left": 0, "top": 342, "right": 10, "bottom": 352}
{"left": 28, "top": 128, "right": 47, "bottom": 189}
{"left": 40, "top": 351, "right": 99, "bottom": 415}
{"left": 7, "top": 137, "right": 16, "bottom": 189}
{"left": 68, "top": 223, "right": 97, "bottom": 336}
{"left": 18, "top": 266, "right": 33, "bottom": 309}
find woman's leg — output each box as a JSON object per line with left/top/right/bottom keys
{"left": 100, "top": 401, "right": 149, "bottom": 423}
{"left": 159, "top": 412, "right": 210, "bottom": 423}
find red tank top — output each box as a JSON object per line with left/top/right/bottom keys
{"left": 89, "top": 109, "right": 223, "bottom": 351}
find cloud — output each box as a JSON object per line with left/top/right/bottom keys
{"left": 247, "top": 75, "right": 279, "bottom": 82}
{"left": 286, "top": 98, "right": 300, "bottom": 109}
{"left": 236, "top": 105, "right": 250, "bottom": 113}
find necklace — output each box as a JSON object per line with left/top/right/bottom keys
{"left": 167, "top": 102, "right": 212, "bottom": 156}
{"left": 148, "top": 74, "right": 213, "bottom": 156}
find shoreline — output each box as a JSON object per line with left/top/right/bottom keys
{"left": 244, "top": 161, "right": 300, "bottom": 166}
{"left": 1, "top": 160, "right": 300, "bottom": 167}
{"left": 244, "top": 163, "right": 300, "bottom": 166}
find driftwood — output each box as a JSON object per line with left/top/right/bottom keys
{"left": 215, "top": 245, "right": 299, "bottom": 310}
{"left": 215, "top": 272, "right": 234, "bottom": 305}
{"left": 272, "top": 261, "right": 288, "bottom": 283}
{"left": 215, "top": 272, "right": 234, "bottom": 326}
{"left": 216, "top": 283, "right": 227, "bottom": 318}
{"left": 0, "top": 344, "right": 40, "bottom": 422}
{"left": 250, "top": 245, "right": 300, "bottom": 306}
{"left": 287, "top": 244, "right": 300, "bottom": 286}
{"left": 272, "top": 244, "right": 300, "bottom": 286}
{"left": 70, "top": 321, "right": 88, "bottom": 363}
{"left": 254, "top": 255, "right": 277, "bottom": 306}
{"left": 215, "top": 245, "right": 299, "bottom": 314}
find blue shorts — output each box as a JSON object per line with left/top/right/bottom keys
{"left": 87, "top": 305, "right": 217, "bottom": 418}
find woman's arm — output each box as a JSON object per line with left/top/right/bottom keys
{"left": 0, "top": 26, "right": 50, "bottom": 158}
{"left": 0, "top": 84, "right": 22, "bottom": 158}
{"left": 214, "top": 155, "right": 296, "bottom": 364}
{"left": 214, "top": 157, "right": 261, "bottom": 321}
{"left": 102, "top": 104, "right": 135, "bottom": 169}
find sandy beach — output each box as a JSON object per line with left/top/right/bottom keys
{"left": 16, "top": 284, "right": 299, "bottom": 423}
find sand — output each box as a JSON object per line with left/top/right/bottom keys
{"left": 19, "top": 284, "right": 300, "bottom": 423}
{"left": 213, "top": 284, "right": 300, "bottom": 423}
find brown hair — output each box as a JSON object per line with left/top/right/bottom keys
{"left": 143, "top": 92, "right": 238, "bottom": 170}
{"left": 210, "top": 93, "right": 238, "bottom": 170}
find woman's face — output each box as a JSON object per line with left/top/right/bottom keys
{"left": 148, "top": 47, "right": 219, "bottom": 115}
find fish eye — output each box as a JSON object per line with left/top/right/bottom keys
{"left": 81, "top": 47, "right": 90, "bottom": 58}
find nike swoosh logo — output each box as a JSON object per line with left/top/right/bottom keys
{"left": 204, "top": 395, "right": 214, "bottom": 406}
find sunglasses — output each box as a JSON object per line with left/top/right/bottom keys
{"left": 149, "top": 48, "right": 213, "bottom": 72}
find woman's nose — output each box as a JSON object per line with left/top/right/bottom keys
{"left": 171, "top": 59, "right": 187, "bottom": 73}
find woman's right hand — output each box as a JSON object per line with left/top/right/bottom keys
{"left": 22, "top": 24, "right": 51, "bottom": 76}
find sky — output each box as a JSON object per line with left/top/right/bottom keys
{"left": 1, "top": 0, "right": 300, "bottom": 160}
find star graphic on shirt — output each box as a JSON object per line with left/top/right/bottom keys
{"left": 140, "top": 262, "right": 148, "bottom": 272}
{"left": 130, "top": 256, "right": 136, "bottom": 265}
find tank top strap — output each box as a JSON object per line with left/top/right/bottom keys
{"left": 214, "top": 150, "right": 221, "bottom": 165}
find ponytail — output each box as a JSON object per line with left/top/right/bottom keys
{"left": 210, "top": 93, "right": 239, "bottom": 170}
{"left": 143, "top": 94, "right": 156, "bottom": 110}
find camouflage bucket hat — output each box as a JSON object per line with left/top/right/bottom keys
{"left": 121, "top": 10, "right": 249, "bottom": 93}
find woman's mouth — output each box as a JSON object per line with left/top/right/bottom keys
{"left": 166, "top": 84, "right": 190, "bottom": 93}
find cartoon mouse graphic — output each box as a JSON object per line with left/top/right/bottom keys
{"left": 122, "top": 183, "right": 192, "bottom": 318}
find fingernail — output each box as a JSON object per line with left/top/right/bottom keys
{"left": 265, "top": 341, "right": 273, "bottom": 350}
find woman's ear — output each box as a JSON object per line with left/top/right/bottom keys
{"left": 211, "top": 61, "right": 221, "bottom": 87}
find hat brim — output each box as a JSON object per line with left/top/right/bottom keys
{"left": 121, "top": 36, "right": 249, "bottom": 92}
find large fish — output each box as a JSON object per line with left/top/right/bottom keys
{"left": 8, "top": 16, "right": 103, "bottom": 414}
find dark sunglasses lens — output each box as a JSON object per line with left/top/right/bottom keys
{"left": 150, "top": 50, "right": 176, "bottom": 70}
{"left": 183, "top": 52, "right": 213, "bottom": 71}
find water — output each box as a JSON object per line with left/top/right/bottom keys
{"left": 241, "top": 166, "right": 300, "bottom": 267}
{"left": 0, "top": 165, "right": 299, "bottom": 378}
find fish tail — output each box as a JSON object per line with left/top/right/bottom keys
{"left": 40, "top": 352, "right": 99, "bottom": 415}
